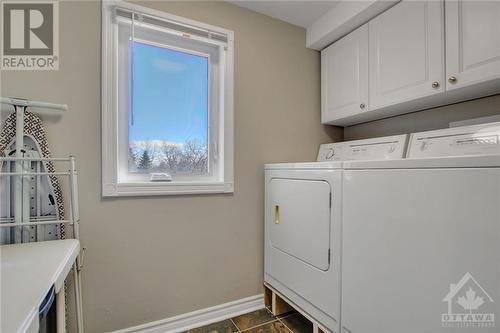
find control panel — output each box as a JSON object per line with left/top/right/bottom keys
{"left": 317, "top": 135, "right": 409, "bottom": 162}
{"left": 407, "top": 122, "right": 500, "bottom": 158}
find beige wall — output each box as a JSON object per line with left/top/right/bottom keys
{"left": 0, "top": 1, "right": 341, "bottom": 332}
{"left": 344, "top": 94, "right": 500, "bottom": 140}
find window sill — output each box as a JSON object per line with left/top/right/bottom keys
{"left": 102, "top": 181, "right": 234, "bottom": 197}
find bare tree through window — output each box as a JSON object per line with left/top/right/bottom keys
{"left": 129, "top": 139, "right": 208, "bottom": 176}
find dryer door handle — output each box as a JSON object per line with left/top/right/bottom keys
{"left": 274, "top": 205, "right": 280, "bottom": 224}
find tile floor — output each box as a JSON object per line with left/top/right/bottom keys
{"left": 186, "top": 308, "right": 313, "bottom": 333}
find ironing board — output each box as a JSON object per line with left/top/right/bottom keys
{"left": 0, "top": 110, "right": 66, "bottom": 243}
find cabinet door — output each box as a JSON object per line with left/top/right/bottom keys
{"left": 369, "top": 1, "right": 445, "bottom": 109}
{"left": 321, "top": 24, "right": 368, "bottom": 124}
{"left": 445, "top": 0, "right": 500, "bottom": 90}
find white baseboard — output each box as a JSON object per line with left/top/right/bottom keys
{"left": 111, "top": 294, "right": 265, "bottom": 333}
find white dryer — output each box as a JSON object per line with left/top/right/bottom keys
{"left": 341, "top": 122, "right": 500, "bottom": 333}
{"left": 264, "top": 135, "right": 408, "bottom": 332}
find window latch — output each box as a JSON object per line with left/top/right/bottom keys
{"left": 150, "top": 173, "right": 172, "bottom": 182}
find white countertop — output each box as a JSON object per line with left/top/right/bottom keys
{"left": 1, "top": 239, "right": 80, "bottom": 333}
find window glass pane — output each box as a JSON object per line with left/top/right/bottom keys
{"left": 128, "top": 41, "right": 209, "bottom": 177}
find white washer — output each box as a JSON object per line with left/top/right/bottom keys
{"left": 341, "top": 122, "right": 500, "bottom": 333}
{"left": 264, "top": 135, "right": 408, "bottom": 332}
{"left": 317, "top": 135, "right": 408, "bottom": 162}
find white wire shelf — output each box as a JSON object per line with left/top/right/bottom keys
{"left": 0, "top": 157, "right": 73, "bottom": 162}
{"left": 0, "top": 220, "right": 73, "bottom": 227}
{"left": 0, "top": 172, "right": 72, "bottom": 176}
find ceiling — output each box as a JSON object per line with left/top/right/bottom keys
{"left": 227, "top": 1, "right": 339, "bottom": 28}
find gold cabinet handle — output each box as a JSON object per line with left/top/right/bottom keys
{"left": 432, "top": 81, "right": 440, "bottom": 89}
{"left": 274, "top": 205, "right": 280, "bottom": 224}
{"left": 448, "top": 76, "right": 457, "bottom": 84}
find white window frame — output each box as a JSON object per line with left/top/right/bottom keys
{"left": 101, "top": 1, "right": 234, "bottom": 197}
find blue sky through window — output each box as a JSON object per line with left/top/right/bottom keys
{"left": 129, "top": 41, "right": 209, "bottom": 145}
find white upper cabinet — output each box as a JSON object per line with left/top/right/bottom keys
{"left": 368, "top": 1, "right": 445, "bottom": 109}
{"left": 445, "top": 0, "right": 500, "bottom": 90}
{"left": 321, "top": 25, "right": 368, "bottom": 124}
{"left": 320, "top": 0, "right": 500, "bottom": 126}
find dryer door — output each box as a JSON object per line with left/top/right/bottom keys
{"left": 269, "top": 178, "right": 331, "bottom": 271}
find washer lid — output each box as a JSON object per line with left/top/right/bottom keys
{"left": 407, "top": 122, "right": 500, "bottom": 158}
{"left": 317, "top": 134, "right": 408, "bottom": 162}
